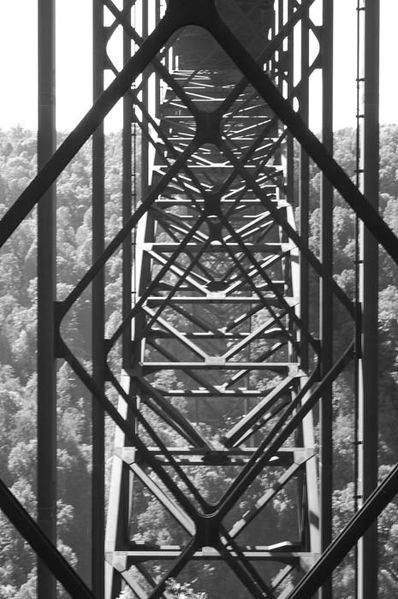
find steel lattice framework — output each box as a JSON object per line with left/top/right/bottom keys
{"left": 1, "top": 1, "right": 398, "bottom": 599}
{"left": 105, "top": 2, "right": 322, "bottom": 597}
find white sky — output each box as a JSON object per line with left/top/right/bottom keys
{"left": 0, "top": 0, "right": 397, "bottom": 133}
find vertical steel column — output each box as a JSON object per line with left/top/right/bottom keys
{"left": 285, "top": 2, "right": 294, "bottom": 210}
{"left": 358, "top": 1, "right": 379, "bottom": 597}
{"left": 37, "top": 0, "right": 57, "bottom": 597}
{"left": 299, "top": 3, "right": 309, "bottom": 372}
{"left": 92, "top": 1, "right": 106, "bottom": 596}
{"left": 141, "top": 1, "right": 150, "bottom": 200}
{"left": 122, "top": 1, "right": 133, "bottom": 369}
{"left": 320, "top": 2, "right": 333, "bottom": 598}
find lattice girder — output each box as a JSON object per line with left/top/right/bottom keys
{"left": 106, "top": 3, "right": 322, "bottom": 598}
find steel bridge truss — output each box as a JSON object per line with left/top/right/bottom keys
{"left": 1, "top": 1, "right": 398, "bottom": 599}
{"left": 106, "top": 2, "right": 323, "bottom": 597}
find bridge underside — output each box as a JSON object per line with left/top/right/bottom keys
{"left": 106, "top": 6, "right": 320, "bottom": 595}
{"left": 1, "top": 1, "right": 397, "bottom": 599}
{"left": 104, "top": 2, "right": 350, "bottom": 597}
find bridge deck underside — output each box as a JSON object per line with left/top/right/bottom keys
{"left": 106, "top": 8, "right": 320, "bottom": 598}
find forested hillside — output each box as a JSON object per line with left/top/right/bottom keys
{"left": 0, "top": 125, "right": 398, "bottom": 598}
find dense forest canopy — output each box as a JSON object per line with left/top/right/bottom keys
{"left": 0, "top": 124, "right": 398, "bottom": 597}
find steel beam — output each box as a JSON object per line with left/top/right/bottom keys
{"left": 299, "top": 1, "right": 310, "bottom": 372}
{"left": 92, "top": 1, "right": 106, "bottom": 596}
{"left": 358, "top": 1, "right": 380, "bottom": 597}
{"left": 37, "top": 1, "right": 57, "bottom": 596}
{"left": 122, "top": 0, "right": 133, "bottom": 369}
{"left": 319, "top": 2, "right": 334, "bottom": 598}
